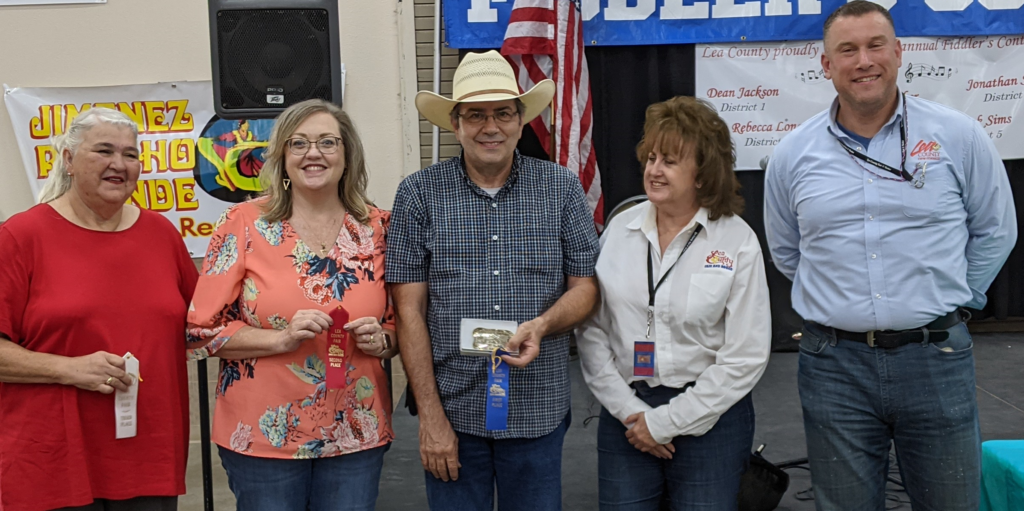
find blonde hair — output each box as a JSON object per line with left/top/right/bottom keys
{"left": 259, "top": 99, "right": 371, "bottom": 224}
{"left": 38, "top": 107, "right": 139, "bottom": 203}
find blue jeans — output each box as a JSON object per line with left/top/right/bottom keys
{"left": 218, "top": 444, "right": 387, "bottom": 511}
{"left": 799, "top": 321, "right": 981, "bottom": 511}
{"left": 597, "top": 386, "right": 754, "bottom": 511}
{"left": 424, "top": 413, "right": 570, "bottom": 511}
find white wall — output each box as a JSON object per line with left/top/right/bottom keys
{"left": 0, "top": 0, "right": 415, "bottom": 220}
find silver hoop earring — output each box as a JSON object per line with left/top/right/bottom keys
{"left": 283, "top": 178, "right": 291, "bottom": 190}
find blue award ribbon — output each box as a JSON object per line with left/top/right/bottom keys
{"left": 486, "top": 349, "right": 510, "bottom": 431}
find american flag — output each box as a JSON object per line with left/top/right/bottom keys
{"left": 501, "top": 0, "right": 604, "bottom": 229}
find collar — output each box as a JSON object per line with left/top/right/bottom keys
{"left": 457, "top": 150, "right": 522, "bottom": 198}
{"left": 627, "top": 201, "right": 710, "bottom": 236}
{"left": 828, "top": 91, "right": 905, "bottom": 139}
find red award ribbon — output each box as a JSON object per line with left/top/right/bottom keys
{"left": 327, "top": 306, "right": 351, "bottom": 389}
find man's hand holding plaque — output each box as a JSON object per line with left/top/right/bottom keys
{"left": 501, "top": 317, "right": 545, "bottom": 368}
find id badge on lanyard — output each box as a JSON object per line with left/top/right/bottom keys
{"left": 634, "top": 225, "right": 703, "bottom": 379}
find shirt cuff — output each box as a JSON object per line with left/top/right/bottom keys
{"left": 647, "top": 403, "right": 721, "bottom": 443}
{"left": 609, "top": 395, "right": 652, "bottom": 425}
{"left": 644, "top": 405, "right": 676, "bottom": 445}
{"left": 383, "top": 269, "right": 428, "bottom": 284}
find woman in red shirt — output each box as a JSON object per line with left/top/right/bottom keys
{"left": 0, "top": 108, "right": 198, "bottom": 511}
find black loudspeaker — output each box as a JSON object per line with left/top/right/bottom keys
{"left": 208, "top": 0, "right": 342, "bottom": 119}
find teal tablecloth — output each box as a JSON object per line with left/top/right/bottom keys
{"left": 981, "top": 440, "right": 1024, "bottom": 511}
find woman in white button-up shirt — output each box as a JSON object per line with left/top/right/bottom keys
{"left": 576, "top": 96, "right": 771, "bottom": 511}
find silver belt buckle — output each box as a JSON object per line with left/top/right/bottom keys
{"left": 866, "top": 331, "right": 876, "bottom": 348}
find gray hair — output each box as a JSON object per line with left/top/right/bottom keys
{"left": 38, "top": 107, "right": 139, "bottom": 203}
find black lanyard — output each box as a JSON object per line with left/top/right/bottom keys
{"left": 645, "top": 224, "right": 703, "bottom": 338}
{"left": 827, "top": 93, "right": 921, "bottom": 187}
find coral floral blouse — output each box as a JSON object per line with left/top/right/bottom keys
{"left": 187, "top": 200, "right": 394, "bottom": 459}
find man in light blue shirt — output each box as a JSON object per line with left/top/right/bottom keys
{"left": 764, "top": 2, "right": 1016, "bottom": 509}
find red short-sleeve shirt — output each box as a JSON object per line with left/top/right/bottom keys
{"left": 0, "top": 204, "right": 198, "bottom": 511}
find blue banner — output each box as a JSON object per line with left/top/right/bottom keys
{"left": 443, "top": 0, "right": 1024, "bottom": 48}
{"left": 486, "top": 350, "right": 510, "bottom": 431}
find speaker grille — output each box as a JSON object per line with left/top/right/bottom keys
{"left": 216, "top": 9, "right": 333, "bottom": 110}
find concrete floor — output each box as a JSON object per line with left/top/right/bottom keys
{"left": 181, "top": 333, "right": 1024, "bottom": 510}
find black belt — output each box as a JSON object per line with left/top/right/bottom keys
{"left": 629, "top": 381, "right": 697, "bottom": 408}
{"left": 629, "top": 380, "right": 696, "bottom": 393}
{"left": 819, "top": 310, "right": 963, "bottom": 349}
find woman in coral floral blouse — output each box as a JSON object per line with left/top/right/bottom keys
{"left": 188, "top": 100, "right": 398, "bottom": 511}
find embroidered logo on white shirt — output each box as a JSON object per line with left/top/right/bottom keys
{"left": 704, "top": 250, "right": 734, "bottom": 271}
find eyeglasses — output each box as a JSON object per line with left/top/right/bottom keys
{"left": 286, "top": 136, "right": 342, "bottom": 155}
{"left": 457, "top": 110, "right": 520, "bottom": 127}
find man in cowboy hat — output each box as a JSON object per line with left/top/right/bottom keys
{"left": 386, "top": 50, "right": 600, "bottom": 510}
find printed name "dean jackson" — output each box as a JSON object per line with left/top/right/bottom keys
{"left": 707, "top": 87, "right": 780, "bottom": 99}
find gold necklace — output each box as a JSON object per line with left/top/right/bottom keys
{"left": 293, "top": 209, "right": 343, "bottom": 257}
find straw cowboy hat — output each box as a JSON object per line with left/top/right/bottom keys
{"left": 416, "top": 50, "right": 555, "bottom": 132}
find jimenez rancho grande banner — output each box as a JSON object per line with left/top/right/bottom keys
{"left": 4, "top": 81, "right": 275, "bottom": 256}
{"left": 694, "top": 35, "right": 1024, "bottom": 170}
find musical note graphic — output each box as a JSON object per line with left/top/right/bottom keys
{"left": 904, "top": 63, "right": 956, "bottom": 83}
{"left": 797, "top": 68, "right": 829, "bottom": 83}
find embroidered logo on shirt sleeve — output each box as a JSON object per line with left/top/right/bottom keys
{"left": 704, "top": 250, "right": 735, "bottom": 271}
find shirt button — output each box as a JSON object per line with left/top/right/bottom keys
{"left": 492, "top": 235, "right": 498, "bottom": 241}
{"left": 493, "top": 270, "right": 500, "bottom": 276}
{"left": 494, "top": 305, "right": 501, "bottom": 311}
{"left": 875, "top": 294, "right": 881, "bottom": 299}
{"left": 871, "top": 254, "right": 877, "bottom": 259}
{"left": 492, "top": 203, "right": 498, "bottom": 208}
{"left": 869, "top": 215, "right": 874, "bottom": 220}
{"left": 868, "top": 179, "right": 874, "bottom": 183}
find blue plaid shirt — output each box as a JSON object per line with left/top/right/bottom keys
{"left": 386, "top": 151, "right": 599, "bottom": 439}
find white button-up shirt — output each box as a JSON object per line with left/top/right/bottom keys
{"left": 576, "top": 203, "right": 771, "bottom": 444}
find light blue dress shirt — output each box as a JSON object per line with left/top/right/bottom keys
{"left": 765, "top": 94, "right": 1017, "bottom": 332}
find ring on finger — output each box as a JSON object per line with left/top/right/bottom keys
{"left": 104, "top": 376, "right": 115, "bottom": 386}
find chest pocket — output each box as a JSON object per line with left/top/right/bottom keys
{"left": 513, "top": 233, "right": 562, "bottom": 274}
{"left": 901, "top": 157, "right": 961, "bottom": 219}
{"left": 512, "top": 201, "right": 562, "bottom": 274}
{"left": 429, "top": 214, "right": 482, "bottom": 279}
{"left": 684, "top": 273, "right": 731, "bottom": 326}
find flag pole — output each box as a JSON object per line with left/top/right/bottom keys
{"left": 197, "top": 358, "right": 214, "bottom": 511}
{"left": 431, "top": 0, "right": 442, "bottom": 165}
{"left": 549, "top": 96, "right": 556, "bottom": 162}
